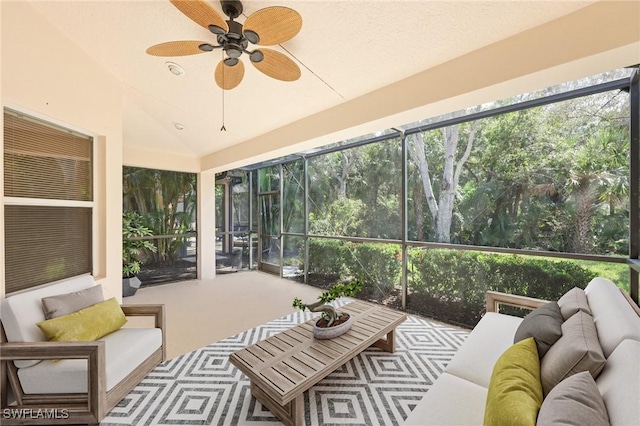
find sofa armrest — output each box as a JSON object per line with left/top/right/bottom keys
{"left": 486, "top": 291, "right": 548, "bottom": 313}
{"left": 0, "top": 340, "right": 105, "bottom": 362}
{"left": 121, "top": 304, "right": 165, "bottom": 330}
{"left": 121, "top": 304, "right": 166, "bottom": 361}
{"left": 0, "top": 341, "right": 106, "bottom": 419}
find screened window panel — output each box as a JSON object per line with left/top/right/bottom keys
{"left": 4, "top": 110, "right": 92, "bottom": 201}
{"left": 4, "top": 206, "right": 92, "bottom": 293}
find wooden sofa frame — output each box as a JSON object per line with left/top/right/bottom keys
{"left": 486, "top": 287, "right": 640, "bottom": 316}
{"left": 0, "top": 304, "right": 166, "bottom": 425}
{"left": 485, "top": 291, "right": 548, "bottom": 313}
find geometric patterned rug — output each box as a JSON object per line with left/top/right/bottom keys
{"left": 101, "top": 299, "right": 468, "bottom": 426}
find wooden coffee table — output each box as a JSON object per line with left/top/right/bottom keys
{"left": 229, "top": 301, "right": 407, "bottom": 426}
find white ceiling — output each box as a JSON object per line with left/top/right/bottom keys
{"left": 27, "top": 0, "right": 604, "bottom": 164}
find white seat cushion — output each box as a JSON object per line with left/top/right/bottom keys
{"left": 596, "top": 339, "right": 640, "bottom": 426}
{"left": 445, "top": 312, "right": 522, "bottom": 388}
{"left": 1, "top": 275, "right": 95, "bottom": 367}
{"left": 585, "top": 277, "right": 640, "bottom": 357}
{"left": 404, "top": 372, "right": 488, "bottom": 426}
{"left": 18, "top": 328, "right": 162, "bottom": 393}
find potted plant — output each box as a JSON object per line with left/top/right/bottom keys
{"left": 292, "top": 278, "right": 364, "bottom": 339}
{"left": 122, "top": 211, "right": 157, "bottom": 297}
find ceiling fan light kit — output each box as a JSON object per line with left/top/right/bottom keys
{"left": 147, "top": 0, "right": 302, "bottom": 90}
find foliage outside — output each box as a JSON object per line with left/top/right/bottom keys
{"left": 305, "top": 239, "right": 606, "bottom": 327}
{"left": 407, "top": 249, "right": 597, "bottom": 327}
{"left": 297, "top": 75, "right": 630, "bottom": 257}
{"left": 183, "top": 71, "right": 634, "bottom": 319}
{"left": 307, "top": 240, "right": 401, "bottom": 300}
{"left": 278, "top": 72, "right": 633, "bottom": 326}
{"left": 123, "top": 167, "right": 196, "bottom": 268}
{"left": 122, "top": 211, "right": 157, "bottom": 278}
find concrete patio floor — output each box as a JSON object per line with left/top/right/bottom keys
{"left": 124, "top": 271, "right": 324, "bottom": 359}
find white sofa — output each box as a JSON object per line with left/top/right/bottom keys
{"left": 405, "top": 277, "right": 640, "bottom": 426}
{"left": 0, "top": 274, "right": 166, "bottom": 425}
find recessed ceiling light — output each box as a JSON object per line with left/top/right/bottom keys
{"left": 173, "top": 122, "right": 185, "bottom": 130}
{"left": 165, "top": 62, "right": 185, "bottom": 76}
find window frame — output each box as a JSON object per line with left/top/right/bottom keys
{"left": 3, "top": 106, "right": 97, "bottom": 294}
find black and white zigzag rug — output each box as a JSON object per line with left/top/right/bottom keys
{"left": 102, "top": 300, "right": 468, "bottom": 426}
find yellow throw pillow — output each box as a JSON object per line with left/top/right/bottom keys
{"left": 484, "top": 337, "right": 543, "bottom": 426}
{"left": 37, "top": 297, "right": 127, "bottom": 342}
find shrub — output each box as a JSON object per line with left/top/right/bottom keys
{"left": 342, "top": 242, "right": 401, "bottom": 300}
{"left": 308, "top": 239, "right": 347, "bottom": 281}
{"left": 408, "top": 249, "right": 596, "bottom": 327}
{"left": 122, "top": 211, "right": 157, "bottom": 278}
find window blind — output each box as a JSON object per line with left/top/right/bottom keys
{"left": 3, "top": 108, "right": 93, "bottom": 293}
{"left": 4, "top": 206, "right": 92, "bottom": 293}
{"left": 4, "top": 109, "right": 92, "bottom": 201}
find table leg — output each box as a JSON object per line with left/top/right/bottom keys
{"left": 372, "top": 328, "right": 396, "bottom": 353}
{"left": 251, "top": 382, "right": 303, "bottom": 426}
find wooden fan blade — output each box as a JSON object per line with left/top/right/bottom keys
{"left": 244, "top": 6, "right": 302, "bottom": 46}
{"left": 146, "top": 41, "right": 210, "bottom": 56}
{"left": 215, "top": 60, "right": 245, "bottom": 90}
{"left": 252, "top": 49, "right": 300, "bottom": 82}
{"left": 170, "top": 0, "right": 229, "bottom": 33}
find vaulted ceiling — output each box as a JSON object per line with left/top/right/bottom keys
{"left": 23, "top": 1, "right": 640, "bottom": 171}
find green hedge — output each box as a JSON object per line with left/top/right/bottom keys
{"left": 408, "top": 249, "right": 597, "bottom": 327}
{"left": 307, "top": 241, "right": 598, "bottom": 328}
{"left": 308, "top": 240, "right": 401, "bottom": 299}
{"left": 308, "top": 239, "right": 346, "bottom": 279}
{"left": 342, "top": 242, "right": 401, "bottom": 299}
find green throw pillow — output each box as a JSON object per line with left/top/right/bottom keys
{"left": 484, "top": 337, "right": 543, "bottom": 426}
{"left": 37, "top": 297, "right": 127, "bottom": 342}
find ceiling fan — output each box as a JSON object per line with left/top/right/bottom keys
{"left": 146, "top": 0, "right": 302, "bottom": 90}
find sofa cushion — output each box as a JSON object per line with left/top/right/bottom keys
{"left": 584, "top": 277, "right": 640, "bottom": 357}
{"left": 537, "top": 371, "right": 610, "bottom": 426}
{"left": 37, "top": 298, "right": 127, "bottom": 342}
{"left": 403, "top": 372, "right": 488, "bottom": 426}
{"left": 445, "top": 312, "right": 522, "bottom": 388}
{"left": 41, "top": 284, "right": 104, "bottom": 319}
{"left": 540, "top": 311, "right": 605, "bottom": 395}
{"left": 514, "top": 302, "right": 563, "bottom": 358}
{"left": 17, "top": 328, "right": 162, "bottom": 393}
{"left": 484, "top": 337, "right": 543, "bottom": 426}
{"left": 0, "top": 274, "right": 95, "bottom": 367}
{"left": 557, "top": 287, "right": 591, "bottom": 320}
{"left": 596, "top": 339, "right": 640, "bottom": 426}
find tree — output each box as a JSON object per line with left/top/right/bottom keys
{"left": 565, "top": 127, "right": 629, "bottom": 253}
{"left": 123, "top": 167, "right": 196, "bottom": 265}
{"left": 408, "top": 112, "right": 480, "bottom": 243}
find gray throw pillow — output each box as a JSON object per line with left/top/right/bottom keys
{"left": 540, "top": 310, "right": 605, "bottom": 396}
{"left": 557, "top": 287, "right": 591, "bottom": 320}
{"left": 536, "top": 371, "right": 610, "bottom": 426}
{"left": 514, "top": 302, "right": 563, "bottom": 358}
{"left": 41, "top": 285, "right": 104, "bottom": 319}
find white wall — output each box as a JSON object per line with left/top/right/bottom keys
{"left": 1, "top": 1, "right": 124, "bottom": 300}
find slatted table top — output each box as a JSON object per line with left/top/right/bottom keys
{"left": 229, "top": 301, "right": 407, "bottom": 406}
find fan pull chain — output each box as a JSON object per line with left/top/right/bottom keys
{"left": 220, "top": 50, "right": 227, "bottom": 131}
{"left": 220, "top": 88, "right": 226, "bottom": 131}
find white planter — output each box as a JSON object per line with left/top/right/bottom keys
{"left": 313, "top": 313, "right": 353, "bottom": 340}
{"left": 122, "top": 276, "right": 141, "bottom": 297}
